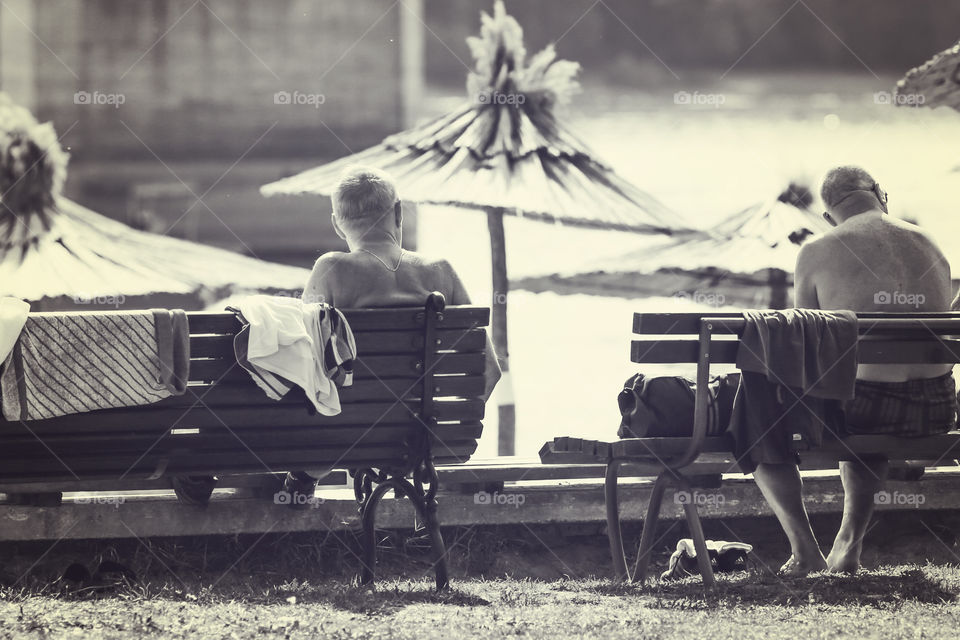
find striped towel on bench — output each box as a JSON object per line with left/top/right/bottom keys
{"left": 0, "top": 309, "right": 190, "bottom": 421}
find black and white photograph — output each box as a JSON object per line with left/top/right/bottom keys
{"left": 1, "top": 1, "right": 960, "bottom": 638}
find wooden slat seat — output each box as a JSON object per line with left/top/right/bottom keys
{"left": 0, "top": 293, "right": 490, "bottom": 591}
{"left": 541, "top": 310, "right": 960, "bottom": 587}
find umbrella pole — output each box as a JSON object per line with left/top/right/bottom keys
{"left": 768, "top": 268, "right": 789, "bottom": 309}
{"left": 487, "top": 207, "right": 515, "bottom": 456}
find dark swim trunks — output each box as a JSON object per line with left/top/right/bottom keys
{"left": 843, "top": 372, "right": 958, "bottom": 437}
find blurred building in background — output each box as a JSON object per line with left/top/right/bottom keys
{"left": 0, "top": 0, "right": 955, "bottom": 266}
{"left": 0, "top": 0, "right": 423, "bottom": 264}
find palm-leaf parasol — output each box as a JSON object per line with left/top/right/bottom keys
{"left": 261, "top": 1, "right": 691, "bottom": 454}
{"left": 514, "top": 184, "right": 826, "bottom": 309}
{"left": 0, "top": 94, "right": 309, "bottom": 310}
{"left": 896, "top": 39, "right": 960, "bottom": 111}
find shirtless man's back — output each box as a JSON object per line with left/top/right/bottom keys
{"left": 305, "top": 249, "right": 471, "bottom": 309}
{"left": 796, "top": 210, "right": 952, "bottom": 381}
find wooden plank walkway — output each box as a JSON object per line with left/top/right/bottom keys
{"left": 2, "top": 461, "right": 958, "bottom": 541}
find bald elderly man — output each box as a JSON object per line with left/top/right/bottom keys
{"left": 752, "top": 166, "right": 956, "bottom": 575}
{"left": 303, "top": 166, "right": 501, "bottom": 399}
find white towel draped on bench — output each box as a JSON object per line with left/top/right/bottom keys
{"left": 0, "top": 297, "right": 28, "bottom": 364}
{"left": 230, "top": 296, "right": 356, "bottom": 416}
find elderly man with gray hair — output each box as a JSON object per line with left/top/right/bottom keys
{"left": 750, "top": 165, "right": 956, "bottom": 576}
{"left": 303, "top": 165, "right": 501, "bottom": 397}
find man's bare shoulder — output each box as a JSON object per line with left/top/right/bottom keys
{"left": 796, "top": 233, "right": 837, "bottom": 266}
{"left": 312, "top": 250, "right": 348, "bottom": 263}
{"left": 888, "top": 216, "right": 946, "bottom": 251}
{"left": 834, "top": 214, "right": 946, "bottom": 258}
{"left": 311, "top": 251, "right": 354, "bottom": 272}
{"left": 403, "top": 251, "right": 457, "bottom": 273}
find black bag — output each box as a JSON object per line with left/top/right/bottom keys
{"left": 617, "top": 373, "right": 739, "bottom": 439}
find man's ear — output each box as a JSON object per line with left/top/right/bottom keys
{"left": 394, "top": 200, "right": 403, "bottom": 227}
{"left": 331, "top": 214, "right": 347, "bottom": 240}
{"left": 874, "top": 183, "right": 889, "bottom": 213}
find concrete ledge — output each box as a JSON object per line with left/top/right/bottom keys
{"left": 2, "top": 468, "right": 958, "bottom": 541}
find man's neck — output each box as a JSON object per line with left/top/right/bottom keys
{"left": 346, "top": 237, "right": 400, "bottom": 253}
{"left": 840, "top": 208, "right": 885, "bottom": 225}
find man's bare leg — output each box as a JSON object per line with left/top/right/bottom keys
{"left": 753, "top": 462, "right": 827, "bottom": 575}
{"left": 826, "top": 458, "right": 888, "bottom": 573}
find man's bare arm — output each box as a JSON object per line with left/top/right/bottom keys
{"left": 441, "top": 259, "right": 502, "bottom": 399}
{"left": 443, "top": 260, "right": 473, "bottom": 306}
{"left": 302, "top": 254, "right": 339, "bottom": 306}
{"left": 794, "top": 242, "right": 820, "bottom": 309}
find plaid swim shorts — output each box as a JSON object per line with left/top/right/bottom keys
{"left": 843, "top": 372, "right": 958, "bottom": 437}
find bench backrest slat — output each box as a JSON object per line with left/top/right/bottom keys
{"left": 150, "top": 376, "right": 486, "bottom": 408}
{"left": 633, "top": 311, "right": 960, "bottom": 366}
{"left": 9, "top": 399, "right": 485, "bottom": 434}
{"left": 189, "top": 327, "right": 487, "bottom": 358}
{"left": 189, "top": 351, "right": 486, "bottom": 382}
{"left": 632, "top": 337, "right": 960, "bottom": 365}
{"left": 186, "top": 307, "right": 490, "bottom": 334}
{"left": 634, "top": 311, "right": 960, "bottom": 335}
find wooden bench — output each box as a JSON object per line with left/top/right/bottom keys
{"left": 0, "top": 293, "right": 489, "bottom": 590}
{"left": 541, "top": 311, "right": 960, "bottom": 586}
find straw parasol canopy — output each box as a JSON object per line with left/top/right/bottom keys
{"left": 261, "top": 1, "right": 690, "bottom": 454}
{"left": 896, "top": 39, "right": 960, "bottom": 111}
{"left": 0, "top": 94, "right": 309, "bottom": 310}
{"left": 261, "top": 3, "right": 680, "bottom": 233}
{"left": 514, "top": 184, "right": 826, "bottom": 309}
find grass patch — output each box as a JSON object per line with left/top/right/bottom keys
{"left": 1, "top": 568, "right": 959, "bottom": 639}
{"left": 2, "top": 512, "right": 960, "bottom": 638}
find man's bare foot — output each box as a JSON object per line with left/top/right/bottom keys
{"left": 778, "top": 555, "right": 828, "bottom": 577}
{"left": 826, "top": 547, "right": 861, "bottom": 574}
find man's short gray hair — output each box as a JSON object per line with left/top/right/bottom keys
{"left": 820, "top": 165, "right": 876, "bottom": 208}
{"left": 333, "top": 166, "right": 398, "bottom": 230}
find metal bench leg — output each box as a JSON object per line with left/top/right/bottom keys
{"left": 604, "top": 461, "right": 630, "bottom": 581}
{"left": 413, "top": 457, "right": 449, "bottom": 591}
{"left": 388, "top": 474, "right": 449, "bottom": 591}
{"left": 681, "top": 502, "right": 716, "bottom": 587}
{"left": 635, "top": 471, "right": 671, "bottom": 584}
{"left": 419, "top": 490, "right": 449, "bottom": 591}
{"left": 359, "top": 481, "right": 392, "bottom": 587}
{"left": 676, "top": 477, "right": 716, "bottom": 587}
{"left": 355, "top": 464, "right": 450, "bottom": 592}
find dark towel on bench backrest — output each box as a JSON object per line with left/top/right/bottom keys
{"left": 728, "top": 309, "right": 858, "bottom": 472}
{"left": 1, "top": 309, "right": 190, "bottom": 421}
{"left": 735, "top": 309, "right": 858, "bottom": 399}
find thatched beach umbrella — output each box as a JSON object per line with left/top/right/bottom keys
{"left": 514, "top": 185, "right": 826, "bottom": 309}
{"left": 896, "top": 39, "right": 960, "bottom": 111}
{"left": 261, "top": 1, "right": 689, "bottom": 454}
{"left": 0, "top": 94, "right": 309, "bottom": 310}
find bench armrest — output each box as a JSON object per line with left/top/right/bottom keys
{"left": 662, "top": 318, "right": 717, "bottom": 469}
